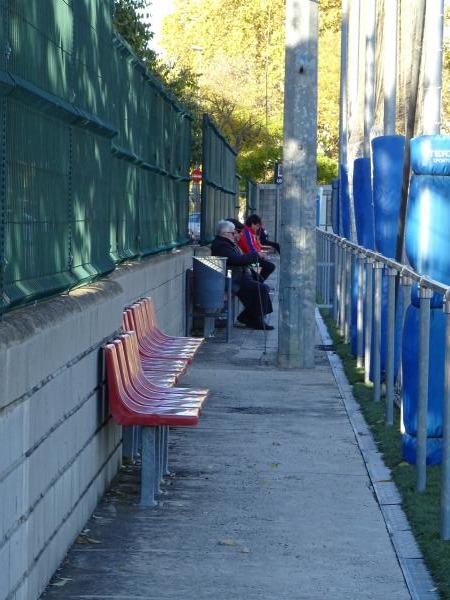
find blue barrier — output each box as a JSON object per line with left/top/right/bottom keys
{"left": 402, "top": 304, "right": 444, "bottom": 464}
{"left": 401, "top": 135, "right": 450, "bottom": 463}
{"left": 353, "top": 157, "right": 375, "bottom": 249}
{"left": 372, "top": 135, "right": 405, "bottom": 258}
{"left": 339, "top": 165, "right": 351, "bottom": 239}
{"left": 350, "top": 157, "right": 375, "bottom": 357}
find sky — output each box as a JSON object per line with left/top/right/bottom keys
{"left": 146, "top": 0, "right": 176, "bottom": 54}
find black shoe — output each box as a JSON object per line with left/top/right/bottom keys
{"left": 248, "top": 320, "right": 274, "bottom": 331}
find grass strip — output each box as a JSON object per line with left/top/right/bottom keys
{"left": 320, "top": 309, "right": 450, "bottom": 599}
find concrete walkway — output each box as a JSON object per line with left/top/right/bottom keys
{"left": 41, "top": 273, "right": 436, "bottom": 599}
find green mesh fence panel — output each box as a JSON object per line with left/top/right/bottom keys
{"left": 200, "top": 113, "right": 237, "bottom": 244}
{"left": 3, "top": 98, "right": 74, "bottom": 308}
{"left": 9, "top": 0, "right": 72, "bottom": 100}
{"left": 110, "top": 159, "right": 139, "bottom": 261}
{"left": 0, "top": 1, "right": 192, "bottom": 315}
{"left": 109, "top": 35, "right": 191, "bottom": 257}
{"left": 71, "top": 128, "right": 115, "bottom": 281}
{"left": 72, "top": 0, "right": 114, "bottom": 124}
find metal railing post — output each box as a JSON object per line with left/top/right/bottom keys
{"left": 364, "top": 257, "right": 374, "bottom": 385}
{"left": 324, "top": 235, "right": 331, "bottom": 305}
{"left": 416, "top": 284, "right": 432, "bottom": 492}
{"left": 344, "top": 246, "right": 352, "bottom": 343}
{"left": 441, "top": 295, "right": 450, "bottom": 539}
{"left": 373, "top": 261, "right": 384, "bottom": 402}
{"left": 385, "top": 267, "right": 397, "bottom": 425}
{"left": 316, "top": 231, "right": 322, "bottom": 298}
{"left": 399, "top": 274, "right": 413, "bottom": 433}
{"left": 356, "top": 252, "right": 365, "bottom": 368}
{"left": 333, "top": 239, "right": 341, "bottom": 321}
{"left": 339, "top": 243, "right": 347, "bottom": 335}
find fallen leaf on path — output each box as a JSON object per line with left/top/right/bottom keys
{"left": 52, "top": 578, "right": 73, "bottom": 587}
{"left": 218, "top": 538, "right": 237, "bottom": 546}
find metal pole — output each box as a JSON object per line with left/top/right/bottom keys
{"left": 385, "top": 268, "right": 397, "bottom": 425}
{"left": 278, "top": 0, "right": 318, "bottom": 369}
{"left": 340, "top": 243, "right": 346, "bottom": 332}
{"left": 373, "top": 262, "right": 384, "bottom": 402}
{"left": 399, "top": 274, "right": 413, "bottom": 434}
{"left": 339, "top": 0, "right": 349, "bottom": 169}
{"left": 334, "top": 241, "right": 342, "bottom": 323}
{"left": 226, "top": 269, "right": 232, "bottom": 342}
{"left": 364, "top": 0, "right": 376, "bottom": 156}
{"left": 364, "top": 257, "right": 374, "bottom": 385}
{"left": 344, "top": 249, "right": 352, "bottom": 343}
{"left": 394, "top": 1, "right": 426, "bottom": 265}
{"left": 356, "top": 252, "right": 364, "bottom": 368}
{"left": 340, "top": 244, "right": 348, "bottom": 336}
{"left": 441, "top": 296, "right": 450, "bottom": 539}
{"left": 384, "top": 0, "right": 398, "bottom": 134}
{"left": 317, "top": 231, "right": 323, "bottom": 300}
{"left": 416, "top": 285, "right": 432, "bottom": 492}
{"left": 325, "top": 236, "right": 331, "bottom": 306}
{"left": 422, "top": 0, "right": 444, "bottom": 135}
{"left": 346, "top": 0, "right": 361, "bottom": 243}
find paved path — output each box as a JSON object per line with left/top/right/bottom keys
{"left": 41, "top": 265, "right": 435, "bottom": 599}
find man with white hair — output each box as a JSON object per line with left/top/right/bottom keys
{"left": 211, "top": 220, "right": 274, "bottom": 331}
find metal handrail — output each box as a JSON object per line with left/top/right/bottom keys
{"left": 316, "top": 228, "right": 450, "bottom": 541}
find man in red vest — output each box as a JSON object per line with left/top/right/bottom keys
{"left": 238, "top": 214, "right": 275, "bottom": 282}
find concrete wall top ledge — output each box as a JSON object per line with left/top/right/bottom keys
{"left": 0, "top": 279, "right": 123, "bottom": 349}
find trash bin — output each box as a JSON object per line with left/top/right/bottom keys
{"left": 193, "top": 256, "right": 227, "bottom": 312}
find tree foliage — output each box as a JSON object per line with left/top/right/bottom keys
{"left": 160, "top": 0, "right": 340, "bottom": 182}
{"left": 114, "top": 0, "right": 341, "bottom": 183}
{"left": 113, "top": 0, "right": 157, "bottom": 66}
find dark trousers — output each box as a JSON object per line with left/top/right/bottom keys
{"left": 258, "top": 257, "right": 275, "bottom": 281}
{"left": 237, "top": 276, "right": 273, "bottom": 322}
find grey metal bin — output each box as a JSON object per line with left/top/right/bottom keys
{"left": 185, "top": 256, "right": 233, "bottom": 341}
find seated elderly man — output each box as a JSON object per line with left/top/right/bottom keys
{"left": 211, "top": 220, "right": 274, "bottom": 331}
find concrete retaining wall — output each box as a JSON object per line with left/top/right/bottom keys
{"left": 258, "top": 184, "right": 282, "bottom": 242}
{"left": 0, "top": 247, "right": 193, "bottom": 600}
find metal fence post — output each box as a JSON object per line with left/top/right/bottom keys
{"left": 333, "top": 240, "right": 341, "bottom": 322}
{"left": 364, "top": 257, "right": 374, "bottom": 385}
{"left": 344, "top": 246, "right": 352, "bottom": 343}
{"left": 339, "top": 243, "right": 347, "bottom": 335}
{"left": 399, "top": 274, "right": 412, "bottom": 433}
{"left": 356, "top": 252, "right": 364, "bottom": 368}
{"left": 441, "top": 295, "right": 450, "bottom": 539}
{"left": 373, "top": 261, "right": 384, "bottom": 402}
{"left": 324, "top": 234, "right": 331, "bottom": 306}
{"left": 416, "top": 284, "right": 432, "bottom": 492}
{"left": 385, "top": 267, "right": 397, "bottom": 425}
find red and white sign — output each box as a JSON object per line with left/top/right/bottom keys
{"left": 191, "top": 168, "right": 202, "bottom": 183}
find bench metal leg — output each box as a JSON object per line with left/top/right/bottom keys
{"left": 140, "top": 427, "right": 157, "bottom": 507}
{"left": 162, "top": 427, "right": 170, "bottom": 475}
{"left": 204, "top": 315, "right": 215, "bottom": 337}
{"left": 136, "top": 425, "right": 143, "bottom": 454}
{"left": 122, "top": 426, "right": 136, "bottom": 462}
{"left": 154, "top": 426, "right": 163, "bottom": 495}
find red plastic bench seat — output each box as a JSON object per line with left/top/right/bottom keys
{"left": 105, "top": 332, "right": 208, "bottom": 506}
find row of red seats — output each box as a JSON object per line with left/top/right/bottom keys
{"left": 105, "top": 298, "right": 207, "bottom": 506}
